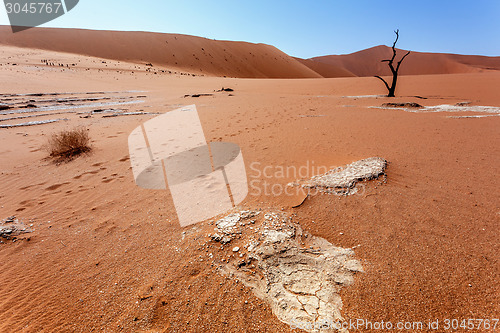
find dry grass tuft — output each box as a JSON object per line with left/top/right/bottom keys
{"left": 47, "top": 127, "right": 92, "bottom": 161}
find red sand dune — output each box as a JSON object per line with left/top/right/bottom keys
{"left": 310, "top": 45, "right": 500, "bottom": 77}
{"left": 0, "top": 26, "right": 322, "bottom": 79}
{"left": 2, "top": 27, "right": 498, "bottom": 79}
{"left": 293, "top": 57, "right": 356, "bottom": 78}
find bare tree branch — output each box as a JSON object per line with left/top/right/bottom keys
{"left": 393, "top": 29, "right": 400, "bottom": 48}
{"left": 396, "top": 50, "right": 411, "bottom": 72}
{"left": 374, "top": 75, "right": 390, "bottom": 91}
{"left": 388, "top": 29, "right": 399, "bottom": 65}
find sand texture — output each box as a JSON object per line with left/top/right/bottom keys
{"left": 0, "top": 31, "right": 499, "bottom": 332}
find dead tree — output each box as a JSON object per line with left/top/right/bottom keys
{"left": 375, "top": 29, "right": 410, "bottom": 97}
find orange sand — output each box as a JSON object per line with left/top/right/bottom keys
{"left": 0, "top": 31, "right": 499, "bottom": 332}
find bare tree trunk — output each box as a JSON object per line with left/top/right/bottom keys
{"left": 375, "top": 30, "right": 410, "bottom": 97}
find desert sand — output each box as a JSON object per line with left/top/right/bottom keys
{"left": 0, "top": 27, "right": 499, "bottom": 332}
{"left": 0, "top": 26, "right": 325, "bottom": 79}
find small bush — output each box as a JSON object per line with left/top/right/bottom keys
{"left": 47, "top": 127, "right": 91, "bottom": 160}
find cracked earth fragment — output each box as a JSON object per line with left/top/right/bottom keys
{"left": 211, "top": 211, "right": 363, "bottom": 332}
{"left": 292, "top": 157, "right": 387, "bottom": 195}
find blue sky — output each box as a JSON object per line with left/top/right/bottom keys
{"left": 1, "top": 0, "right": 499, "bottom": 58}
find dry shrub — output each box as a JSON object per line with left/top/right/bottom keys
{"left": 381, "top": 102, "right": 423, "bottom": 108}
{"left": 47, "top": 127, "right": 91, "bottom": 160}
